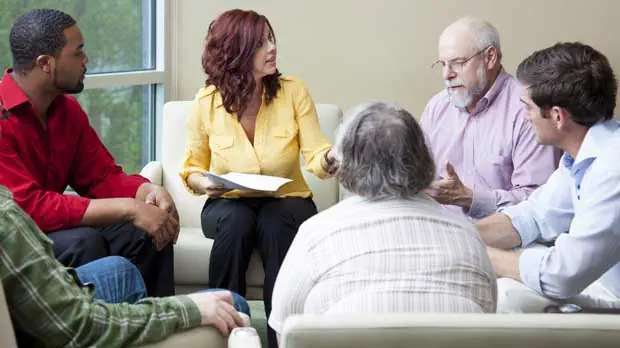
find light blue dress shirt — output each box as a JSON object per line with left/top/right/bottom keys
{"left": 501, "top": 120, "right": 620, "bottom": 300}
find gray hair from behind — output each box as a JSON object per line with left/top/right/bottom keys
{"left": 453, "top": 16, "right": 503, "bottom": 61}
{"left": 334, "top": 101, "right": 436, "bottom": 200}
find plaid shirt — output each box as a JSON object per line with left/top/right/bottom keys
{"left": 0, "top": 186, "right": 202, "bottom": 347}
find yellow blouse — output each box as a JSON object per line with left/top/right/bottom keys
{"left": 180, "top": 76, "right": 333, "bottom": 198}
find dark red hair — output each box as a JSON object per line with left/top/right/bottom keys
{"left": 202, "top": 9, "right": 281, "bottom": 115}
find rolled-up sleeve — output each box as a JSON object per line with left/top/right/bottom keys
{"left": 180, "top": 97, "right": 211, "bottom": 195}
{"left": 293, "top": 80, "right": 332, "bottom": 179}
{"left": 518, "top": 160, "right": 620, "bottom": 299}
{"left": 499, "top": 167, "right": 573, "bottom": 248}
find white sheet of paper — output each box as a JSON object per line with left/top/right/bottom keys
{"left": 204, "top": 172, "right": 292, "bottom": 192}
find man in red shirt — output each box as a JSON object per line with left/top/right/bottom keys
{"left": 0, "top": 9, "right": 178, "bottom": 296}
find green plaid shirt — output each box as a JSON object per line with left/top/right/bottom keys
{"left": 0, "top": 187, "right": 202, "bottom": 347}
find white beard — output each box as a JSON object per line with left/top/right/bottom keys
{"left": 446, "top": 63, "right": 488, "bottom": 109}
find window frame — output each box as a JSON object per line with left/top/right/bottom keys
{"left": 81, "top": 0, "right": 167, "bottom": 165}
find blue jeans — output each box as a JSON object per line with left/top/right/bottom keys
{"left": 74, "top": 256, "right": 250, "bottom": 317}
{"left": 200, "top": 288, "right": 251, "bottom": 317}
{"left": 75, "top": 256, "right": 147, "bottom": 303}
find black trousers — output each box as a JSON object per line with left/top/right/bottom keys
{"left": 48, "top": 222, "right": 175, "bottom": 297}
{"left": 201, "top": 197, "right": 317, "bottom": 348}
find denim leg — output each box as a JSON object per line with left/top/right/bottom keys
{"left": 197, "top": 288, "right": 251, "bottom": 316}
{"left": 75, "top": 256, "right": 148, "bottom": 303}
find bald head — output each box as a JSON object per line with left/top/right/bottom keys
{"left": 435, "top": 17, "right": 503, "bottom": 111}
{"left": 439, "top": 17, "right": 502, "bottom": 62}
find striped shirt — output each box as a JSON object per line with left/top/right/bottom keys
{"left": 0, "top": 186, "right": 202, "bottom": 347}
{"left": 269, "top": 195, "right": 497, "bottom": 333}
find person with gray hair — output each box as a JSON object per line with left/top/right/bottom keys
{"left": 420, "top": 16, "right": 559, "bottom": 220}
{"left": 268, "top": 101, "right": 497, "bottom": 342}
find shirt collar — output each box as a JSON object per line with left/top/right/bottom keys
{"left": 561, "top": 120, "right": 620, "bottom": 171}
{"left": 575, "top": 120, "right": 619, "bottom": 164}
{"left": 466, "top": 68, "right": 509, "bottom": 115}
{"left": 0, "top": 69, "right": 31, "bottom": 111}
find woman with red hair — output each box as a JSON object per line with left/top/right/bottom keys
{"left": 180, "top": 9, "right": 337, "bottom": 347}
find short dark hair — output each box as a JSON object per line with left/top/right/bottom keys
{"left": 334, "top": 101, "right": 436, "bottom": 200}
{"left": 516, "top": 42, "right": 617, "bottom": 127}
{"left": 9, "top": 8, "right": 76, "bottom": 73}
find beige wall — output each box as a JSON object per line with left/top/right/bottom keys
{"left": 168, "top": 0, "right": 620, "bottom": 119}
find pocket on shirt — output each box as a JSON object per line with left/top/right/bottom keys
{"left": 209, "top": 135, "right": 234, "bottom": 151}
{"left": 273, "top": 127, "right": 297, "bottom": 139}
{"left": 489, "top": 155, "right": 510, "bottom": 166}
{"left": 272, "top": 127, "right": 299, "bottom": 160}
{"left": 477, "top": 154, "right": 511, "bottom": 188}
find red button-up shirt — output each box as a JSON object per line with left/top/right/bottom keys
{"left": 0, "top": 70, "right": 149, "bottom": 232}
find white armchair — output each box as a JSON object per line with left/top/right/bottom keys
{"left": 141, "top": 101, "right": 342, "bottom": 298}
{"left": 280, "top": 313, "right": 620, "bottom": 348}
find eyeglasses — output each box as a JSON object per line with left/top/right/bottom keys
{"left": 431, "top": 46, "right": 490, "bottom": 73}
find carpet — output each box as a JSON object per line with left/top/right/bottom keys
{"left": 248, "top": 300, "right": 268, "bottom": 347}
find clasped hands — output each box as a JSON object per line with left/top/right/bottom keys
{"left": 425, "top": 161, "right": 473, "bottom": 209}
{"left": 132, "top": 183, "right": 180, "bottom": 250}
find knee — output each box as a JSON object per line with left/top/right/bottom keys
{"left": 202, "top": 201, "right": 256, "bottom": 238}
{"left": 257, "top": 199, "right": 316, "bottom": 236}
{"left": 71, "top": 229, "right": 107, "bottom": 254}
{"left": 231, "top": 292, "right": 251, "bottom": 316}
{"left": 98, "top": 256, "right": 137, "bottom": 272}
{"left": 92, "top": 256, "right": 147, "bottom": 302}
{"left": 203, "top": 288, "right": 251, "bottom": 316}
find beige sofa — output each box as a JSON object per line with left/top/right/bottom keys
{"left": 280, "top": 313, "right": 620, "bottom": 348}
{"left": 139, "top": 101, "right": 343, "bottom": 298}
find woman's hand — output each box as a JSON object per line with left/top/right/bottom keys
{"left": 187, "top": 173, "right": 232, "bottom": 197}
{"left": 322, "top": 149, "right": 339, "bottom": 175}
{"left": 200, "top": 176, "right": 233, "bottom": 197}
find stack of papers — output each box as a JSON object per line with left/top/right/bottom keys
{"left": 204, "top": 172, "right": 292, "bottom": 192}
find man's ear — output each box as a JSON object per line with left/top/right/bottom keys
{"left": 35, "top": 54, "right": 54, "bottom": 73}
{"left": 485, "top": 46, "right": 499, "bottom": 70}
{"left": 551, "top": 106, "right": 570, "bottom": 130}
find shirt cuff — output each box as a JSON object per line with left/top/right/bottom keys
{"left": 500, "top": 204, "right": 538, "bottom": 247}
{"left": 519, "top": 247, "right": 548, "bottom": 295}
{"left": 306, "top": 146, "right": 333, "bottom": 180}
{"left": 172, "top": 295, "right": 203, "bottom": 330}
{"left": 467, "top": 185, "right": 496, "bottom": 219}
{"left": 179, "top": 167, "right": 208, "bottom": 196}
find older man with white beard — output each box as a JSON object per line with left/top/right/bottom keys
{"left": 420, "top": 17, "right": 559, "bottom": 220}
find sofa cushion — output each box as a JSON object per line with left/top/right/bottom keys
{"left": 281, "top": 313, "right": 620, "bottom": 348}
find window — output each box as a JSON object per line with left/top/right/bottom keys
{"left": 0, "top": 0, "right": 165, "bottom": 174}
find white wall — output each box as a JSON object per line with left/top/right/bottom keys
{"left": 168, "top": 0, "right": 620, "bottom": 118}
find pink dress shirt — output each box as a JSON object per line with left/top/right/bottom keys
{"left": 420, "top": 69, "right": 559, "bottom": 219}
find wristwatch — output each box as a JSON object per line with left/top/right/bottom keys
{"left": 544, "top": 303, "right": 582, "bottom": 313}
{"left": 557, "top": 303, "right": 583, "bottom": 313}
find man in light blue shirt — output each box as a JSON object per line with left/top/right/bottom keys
{"left": 476, "top": 42, "right": 620, "bottom": 312}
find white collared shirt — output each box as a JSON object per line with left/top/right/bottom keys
{"left": 501, "top": 120, "right": 620, "bottom": 299}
